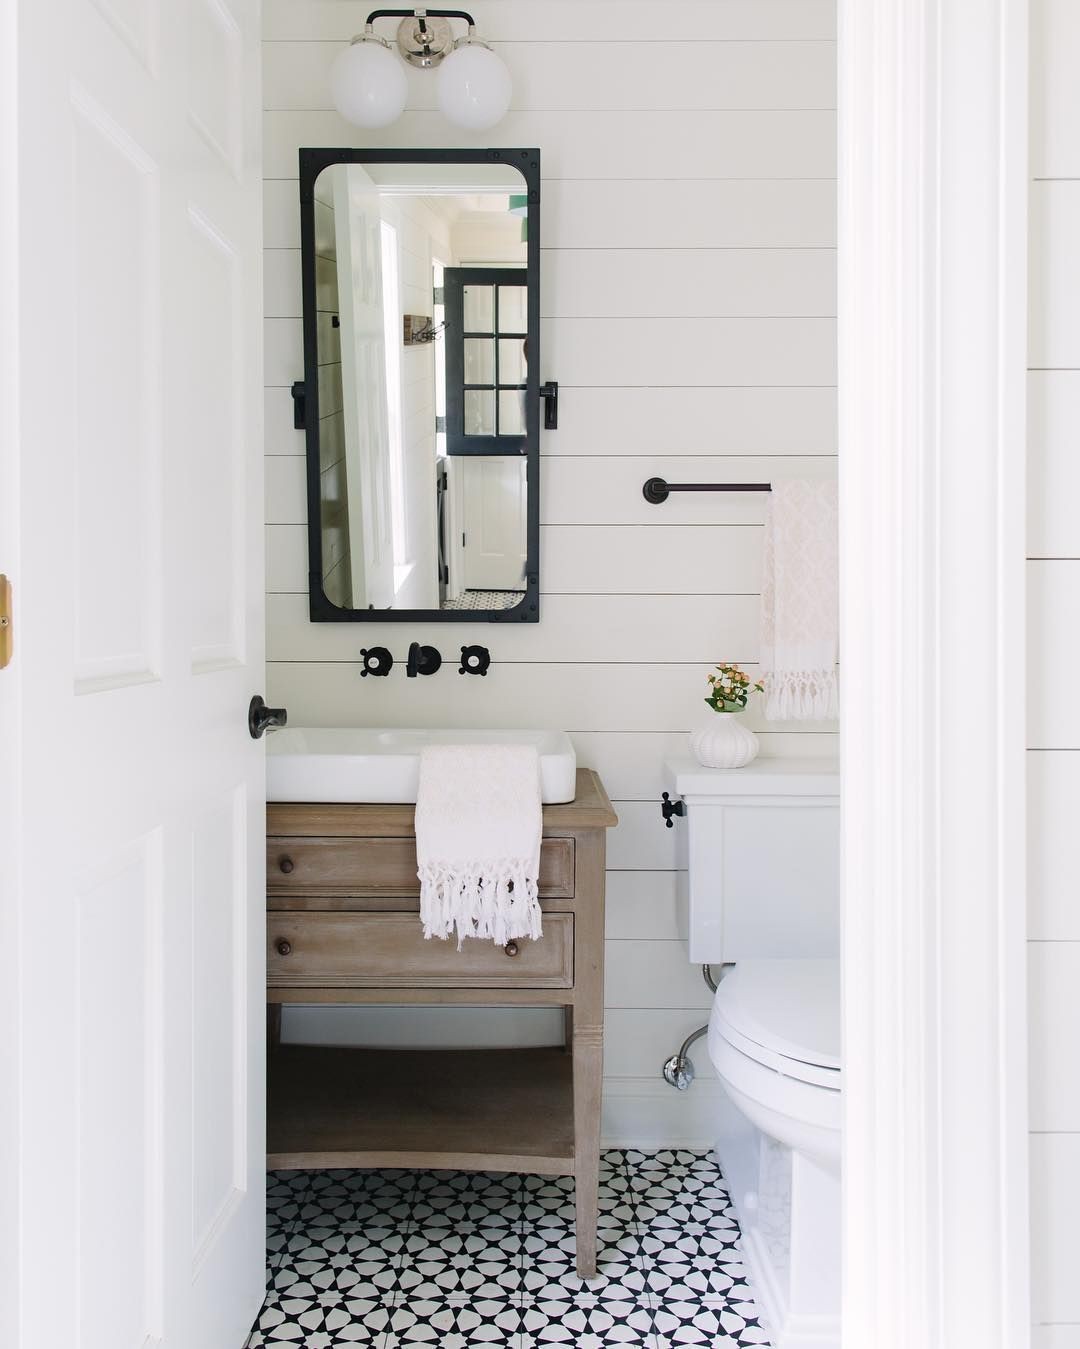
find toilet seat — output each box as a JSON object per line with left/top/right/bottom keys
{"left": 711, "top": 959, "right": 841, "bottom": 1091}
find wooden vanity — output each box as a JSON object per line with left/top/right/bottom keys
{"left": 265, "top": 768, "right": 617, "bottom": 1275}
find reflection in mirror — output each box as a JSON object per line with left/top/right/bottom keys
{"left": 307, "top": 158, "right": 532, "bottom": 615}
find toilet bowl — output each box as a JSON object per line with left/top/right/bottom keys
{"left": 709, "top": 958, "right": 841, "bottom": 1349}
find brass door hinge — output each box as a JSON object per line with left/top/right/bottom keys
{"left": 0, "top": 574, "right": 11, "bottom": 670}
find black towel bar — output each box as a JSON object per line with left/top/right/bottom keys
{"left": 643, "top": 477, "right": 772, "bottom": 505}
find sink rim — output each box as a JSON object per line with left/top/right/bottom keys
{"left": 265, "top": 726, "right": 577, "bottom": 805}
{"left": 268, "top": 726, "right": 573, "bottom": 756}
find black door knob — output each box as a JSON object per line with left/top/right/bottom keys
{"left": 249, "top": 695, "right": 287, "bottom": 740}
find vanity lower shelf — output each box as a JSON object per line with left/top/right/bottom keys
{"left": 267, "top": 1044, "right": 574, "bottom": 1174}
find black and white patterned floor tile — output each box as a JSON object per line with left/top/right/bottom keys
{"left": 441, "top": 590, "right": 525, "bottom": 612}
{"left": 248, "top": 1150, "right": 771, "bottom": 1348}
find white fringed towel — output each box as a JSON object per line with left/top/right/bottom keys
{"left": 760, "top": 478, "right": 839, "bottom": 721}
{"left": 415, "top": 743, "right": 543, "bottom": 946}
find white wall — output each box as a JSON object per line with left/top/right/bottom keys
{"left": 261, "top": 0, "right": 838, "bottom": 1144}
{"left": 1028, "top": 1, "right": 1080, "bottom": 1340}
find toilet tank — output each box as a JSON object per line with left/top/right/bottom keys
{"left": 666, "top": 758, "right": 840, "bottom": 965}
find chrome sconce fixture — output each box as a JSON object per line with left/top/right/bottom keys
{"left": 330, "top": 7, "right": 512, "bottom": 131}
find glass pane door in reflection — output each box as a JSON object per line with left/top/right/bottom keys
{"left": 444, "top": 268, "right": 528, "bottom": 455}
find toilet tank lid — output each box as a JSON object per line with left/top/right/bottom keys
{"left": 714, "top": 959, "right": 840, "bottom": 1070}
{"left": 666, "top": 756, "right": 839, "bottom": 798}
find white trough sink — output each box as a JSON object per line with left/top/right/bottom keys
{"left": 266, "top": 728, "right": 577, "bottom": 805}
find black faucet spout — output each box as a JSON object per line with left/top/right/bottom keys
{"left": 407, "top": 642, "right": 442, "bottom": 677}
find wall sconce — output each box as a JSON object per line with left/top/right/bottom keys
{"left": 330, "top": 7, "right": 512, "bottom": 131}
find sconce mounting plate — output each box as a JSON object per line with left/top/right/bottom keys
{"left": 396, "top": 15, "right": 454, "bottom": 67}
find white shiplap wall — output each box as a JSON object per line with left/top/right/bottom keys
{"left": 262, "top": 0, "right": 838, "bottom": 1144}
{"left": 1028, "top": 1, "right": 1080, "bottom": 1340}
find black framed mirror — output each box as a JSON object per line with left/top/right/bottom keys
{"left": 297, "top": 147, "right": 541, "bottom": 623}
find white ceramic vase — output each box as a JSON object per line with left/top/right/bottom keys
{"left": 689, "top": 713, "right": 760, "bottom": 769}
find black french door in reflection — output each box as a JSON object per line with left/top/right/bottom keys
{"left": 443, "top": 267, "right": 528, "bottom": 455}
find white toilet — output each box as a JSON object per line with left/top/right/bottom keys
{"left": 666, "top": 758, "right": 841, "bottom": 1349}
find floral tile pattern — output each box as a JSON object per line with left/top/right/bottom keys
{"left": 247, "top": 1153, "right": 770, "bottom": 1348}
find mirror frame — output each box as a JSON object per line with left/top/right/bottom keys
{"left": 298, "top": 147, "right": 542, "bottom": 624}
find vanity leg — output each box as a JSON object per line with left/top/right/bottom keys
{"left": 563, "top": 1005, "right": 573, "bottom": 1052}
{"left": 572, "top": 829, "right": 606, "bottom": 1279}
{"left": 573, "top": 1023, "right": 603, "bottom": 1277}
{"left": 268, "top": 1002, "right": 282, "bottom": 1055}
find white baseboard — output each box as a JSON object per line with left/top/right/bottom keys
{"left": 601, "top": 1077, "right": 722, "bottom": 1149}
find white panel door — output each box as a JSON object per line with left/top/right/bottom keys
{"left": 462, "top": 457, "right": 528, "bottom": 590}
{"left": 333, "top": 164, "right": 395, "bottom": 609}
{"left": 1, "top": 1, "right": 265, "bottom": 1347}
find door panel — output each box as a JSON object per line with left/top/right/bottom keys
{"left": 191, "top": 787, "right": 246, "bottom": 1264}
{"left": 71, "top": 87, "right": 163, "bottom": 690}
{"left": 186, "top": 206, "right": 245, "bottom": 672}
{"left": 463, "top": 457, "right": 528, "bottom": 591}
{"left": 6, "top": 1, "right": 266, "bottom": 1346}
{"left": 77, "top": 834, "right": 165, "bottom": 1345}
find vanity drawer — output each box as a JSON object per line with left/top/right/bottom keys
{"left": 267, "top": 835, "right": 575, "bottom": 900}
{"left": 266, "top": 912, "right": 574, "bottom": 989}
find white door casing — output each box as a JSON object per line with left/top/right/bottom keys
{"left": 444, "top": 457, "right": 466, "bottom": 603}
{"left": 2, "top": 1, "right": 265, "bottom": 1346}
{"left": 0, "top": 0, "right": 22, "bottom": 1342}
{"left": 839, "top": 1, "right": 1030, "bottom": 1347}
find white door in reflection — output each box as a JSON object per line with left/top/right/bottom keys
{"left": 332, "top": 164, "right": 395, "bottom": 609}
{"left": 462, "top": 457, "right": 528, "bottom": 590}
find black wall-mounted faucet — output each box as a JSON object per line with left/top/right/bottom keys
{"left": 407, "top": 642, "right": 442, "bottom": 677}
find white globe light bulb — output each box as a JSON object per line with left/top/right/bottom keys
{"left": 330, "top": 36, "right": 408, "bottom": 129}
{"left": 436, "top": 41, "right": 512, "bottom": 131}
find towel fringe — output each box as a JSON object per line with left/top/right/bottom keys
{"left": 418, "top": 860, "right": 542, "bottom": 948}
{"left": 763, "top": 668, "right": 839, "bottom": 722}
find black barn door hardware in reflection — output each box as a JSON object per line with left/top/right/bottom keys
{"left": 539, "top": 381, "right": 558, "bottom": 429}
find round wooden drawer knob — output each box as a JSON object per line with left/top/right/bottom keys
{"left": 276, "top": 939, "right": 292, "bottom": 956}
{"left": 278, "top": 857, "right": 295, "bottom": 874}
{"left": 504, "top": 940, "right": 520, "bottom": 957}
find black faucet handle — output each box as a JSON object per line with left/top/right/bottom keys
{"left": 407, "top": 642, "right": 442, "bottom": 677}
{"left": 360, "top": 647, "right": 393, "bottom": 678}
{"left": 459, "top": 645, "right": 491, "bottom": 676}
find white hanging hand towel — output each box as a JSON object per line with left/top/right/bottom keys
{"left": 415, "top": 743, "right": 543, "bottom": 946}
{"left": 760, "top": 478, "right": 839, "bottom": 721}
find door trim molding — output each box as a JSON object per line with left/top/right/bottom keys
{"left": 838, "top": 2, "right": 1030, "bottom": 1346}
